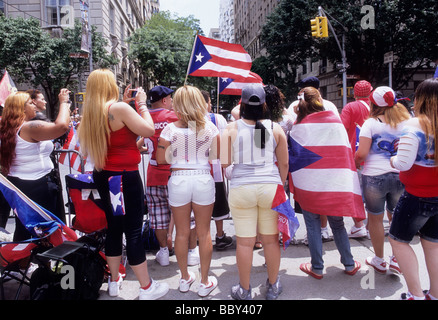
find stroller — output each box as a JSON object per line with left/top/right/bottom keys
{"left": 0, "top": 173, "right": 83, "bottom": 300}
{"left": 0, "top": 173, "right": 106, "bottom": 300}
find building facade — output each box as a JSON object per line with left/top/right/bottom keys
{"left": 219, "top": 0, "right": 234, "bottom": 43}
{"left": 0, "top": 0, "right": 158, "bottom": 92}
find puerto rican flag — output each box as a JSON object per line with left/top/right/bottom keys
{"left": 0, "top": 69, "right": 17, "bottom": 107}
{"left": 289, "top": 111, "right": 366, "bottom": 219}
{"left": 271, "top": 185, "right": 300, "bottom": 249}
{"left": 188, "top": 35, "right": 252, "bottom": 80}
{"left": 219, "top": 72, "right": 264, "bottom": 96}
{"left": 108, "top": 175, "right": 125, "bottom": 216}
{"left": 0, "top": 173, "right": 77, "bottom": 246}
{"left": 58, "top": 126, "right": 86, "bottom": 172}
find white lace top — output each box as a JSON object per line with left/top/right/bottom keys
{"left": 160, "top": 121, "right": 219, "bottom": 170}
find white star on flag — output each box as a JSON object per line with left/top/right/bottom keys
{"left": 110, "top": 190, "right": 122, "bottom": 212}
{"left": 195, "top": 52, "right": 204, "bottom": 62}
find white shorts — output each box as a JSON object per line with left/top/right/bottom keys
{"left": 168, "top": 170, "right": 215, "bottom": 207}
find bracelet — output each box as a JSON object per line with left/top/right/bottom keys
{"left": 138, "top": 106, "right": 148, "bottom": 114}
{"left": 137, "top": 102, "right": 147, "bottom": 107}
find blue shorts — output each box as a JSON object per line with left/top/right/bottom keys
{"left": 389, "top": 191, "right": 438, "bottom": 243}
{"left": 362, "top": 172, "right": 404, "bottom": 215}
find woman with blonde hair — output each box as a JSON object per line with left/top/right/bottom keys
{"left": 0, "top": 90, "right": 70, "bottom": 240}
{"left": 389, "top": 78, "right": 438, "bottom": 300}
{"left": 355, "top": 86, "right": 411, "bottom": 275}
{"left": 78, "top": 69, "right": 168, "bottom": 300}
{"left": 157, "top": 85, "right": 219, "bottom": 297}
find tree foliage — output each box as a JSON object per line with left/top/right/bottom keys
{"left": 0, "top": 16, "right": 118, "bottom": 119}
{"left": 257, "top": 0, "right": 438, "bottom": 101}
{"left": 129, "top": 11, "right": 201, "bottom": 88}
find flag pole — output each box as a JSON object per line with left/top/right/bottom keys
{"left": 216, "top": 78, "right": 220, "bottom": 114}
{"left": 185, "top": 31, "right": 199, "bottom": 86}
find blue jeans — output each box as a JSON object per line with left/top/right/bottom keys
{"left": 302, "top": 210, "right": 355, "bottom": 272}
{"left": 362, "top": 172, "right": 404, "bottom": 215}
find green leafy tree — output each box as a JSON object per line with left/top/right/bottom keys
{"left": 258, "top": 0, "right": 438, "bottom": 101}
{"left": 0, "top": 16, "right": 118, "bottom": 119}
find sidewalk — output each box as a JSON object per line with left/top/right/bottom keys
{"left": 97, "top": 214, "right": 428, "bottom": 301}
{"left": 1, "top": 213, "right": 430, "bottom": 301}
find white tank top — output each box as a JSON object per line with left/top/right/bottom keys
{"left": 8, "top": 124, "right": 54, "bottom": 180}
{"left": 230, "top": 119, "right": 281, "bottom": 187}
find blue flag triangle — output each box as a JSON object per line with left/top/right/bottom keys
{"left": 289, "top": 136, "right": 322, "bottom": 172}
{"left": 188, "top": 36, "right": 212, "bottom": 74}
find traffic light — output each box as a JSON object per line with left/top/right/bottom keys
{"left": 310, "top": 18, "right": 320, "bottom": 37}
{"left": 319, "top": 17, "right": 328, "bottom": 38}
{"left": 310, "top": 16, "right": 329, "bottom": 38}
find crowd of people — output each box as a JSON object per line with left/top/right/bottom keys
{"left": 0, "top": 69, "right": 437, "bottom": 301}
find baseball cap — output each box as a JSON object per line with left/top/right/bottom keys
{"left": 298, "top": 76, "right": 320, "bottom": 89}
{"left": 370, "top": 86, "right": 396, "bottom": 107}
{"left": 148, "top": 86, "right": 174, "bottom": 104}
{"left": 241, "top": 83, "right": 266, "bottom": 105}
{"left": 354, "top": 80, "right": 373, "bottom": 98}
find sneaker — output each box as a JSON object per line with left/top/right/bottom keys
{"left": 187, "top": 247, "right": 200, "bottom": 266}
{"left": 266, "top": 277, "right": 283, "bottom": 300}
{"left": 400, "top": 291, "right": 426, "bottom": 300}
{"left": 348, "top": 225, "right": 367, "bottom": 238}
{"left": 365, "top": 256, "right": 387, "bottom": 274}
{"left": 139, "top": 279, "right": 169, "bottom": 300}
{"left": 156, "top": 247, "right": 169, "bottom": 266}
{"left": 231, "top": 283, "right": 252, "bottom": 300}
{"left": 389, "top": 256, "right": 402, "bottom": 275}
{"left": 321, "top": 227, "right": 330, "bottom": 241}
{"left": 198, "top": 276, "right": 218, "bottom": 297}
{"left": 108, "top": 273, "right": 123, "bottom": 297}
{"left": 179, "top": 271, "right": 196, "bottom": 293}
{"left": 215, "top": 233, "right": 233, "bottom": 250}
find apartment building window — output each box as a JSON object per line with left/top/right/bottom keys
{"left": 121, "top": 20, "right": 125, "bottom": 46}
{"left": 0, "top": 1, "right": 4, "bottom": 15}
{"left": 110, "top": 5, "right": 115, "bottom": 34}
{"left": 45, "top": 0, "right": 72, "bottom": 27}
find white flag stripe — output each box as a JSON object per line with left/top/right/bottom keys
{"left": 199, "top": 61, "right": 250, "bottom": 77}
{"left": 204, "top": 44, "right": 251, "bottom": 62}
{"left": 292, "top": 168, "right": 362, "bottom": 195}
{"left": 291, "top": 123, "right": 351, "bottom": 148}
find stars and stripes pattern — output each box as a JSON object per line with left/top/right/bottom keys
{"left": 289, "top": 111, "right": 366, "bottom": 220}
{"left": 188, "top": 35, "right": 252, "bottom": 80}
{"left": 219, "top": 72, "right": 264, "bottom": 96}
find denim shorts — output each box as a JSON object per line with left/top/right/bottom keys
{"left": 389, "top": 191, "right": 438, "bottom": 243}
{"left": 168, "top": 170, "right": 215, "bottom": 207}
{"left": 361, "top": 172, "right": 404, "bottom": 215}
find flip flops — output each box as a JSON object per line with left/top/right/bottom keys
{"left": 300, "top": 262, "right": 323, "bottom": 280}
{"left": 345, "top": 260, "right": 361, "bottom": 276}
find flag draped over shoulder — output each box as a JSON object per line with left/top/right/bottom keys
{"left": 188, "top": 35, "right": 252, "bottom": 80}
{"left": 289, "top": 111, "right": 366, "bottom": 220}
{"left": 0, "top": 70, "right": 17, "bottom": 106}
{"left": 0, "top": 173, "right": 77, "bottom": 245}
{"left": 271, "top": 185, "right": 300, "bottom": 249}
{"left": 219, "top": 71, "right": 263, "bottom": 96}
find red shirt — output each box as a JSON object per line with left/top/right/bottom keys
{"left": 145, "top": 108, "right": 178, "bottom": 186}
{"left": 340, "top": 99, "right": 370, "bottom": 153}
{"left": 104, "top": 107, "right": 140, "bottom": 172}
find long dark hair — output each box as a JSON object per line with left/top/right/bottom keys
{"left": 240, "top": 98, "right": 270, "bottom": 149}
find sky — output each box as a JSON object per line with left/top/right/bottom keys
{"left": 159, "top": 0, "right": 220, "bottom": 35}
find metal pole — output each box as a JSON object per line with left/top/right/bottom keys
{"left": 389, "top": 62, "right": 392, "bottom": 87}
{"left": 342, "top": 34, "right": 347, "bottom": 107}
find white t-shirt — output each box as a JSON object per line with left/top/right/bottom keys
{"left": 359, "top": 118, "right": 408, "bottom": 176}
{"left": 160, "top": 121, "right": 219, "bottom": 170}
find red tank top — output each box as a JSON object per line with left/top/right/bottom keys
{"left": 103, "top": 105, "right": 140, "bottom": 171}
